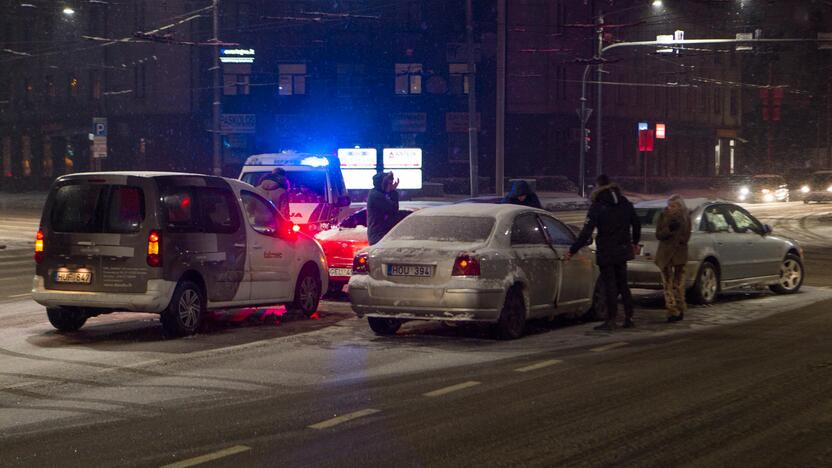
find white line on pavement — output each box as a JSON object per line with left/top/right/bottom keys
{"left": 590, "top": 342, "right": 629, "bottom": 353}
{"left": 160, "top": 445, "right": 251, "bottom": 468}
{"left": 7, "top": 293, "right": 30, "bottom": 298}
{"left": 423, "top": 381, "right": 481, "bottom": 397}
{"left": 308, "top": 409, "right": 381, "bottom": 430}
{"left": 515, "top": 359, "right": 563, "bottom": 373}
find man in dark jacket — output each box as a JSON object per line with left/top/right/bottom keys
{"left": 565, "top": 175, "right": 641, "bottom": 331}
{"left": 367, "top": 171, "right": 400, "bottom": 245}
{"left": 500, "top": 180, "right": 543, "bottom": 209}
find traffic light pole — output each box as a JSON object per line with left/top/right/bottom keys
{"left": 211, "top": 0, "right": 222, "bottom": 176}
{"left": 578, "top": 64, "right": 592, "bottom": 198}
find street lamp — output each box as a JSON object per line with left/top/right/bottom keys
{"left": 652, "top": 0, "right": 663, "bottom": 8}
{"left": 62, "top": 6, "right": 75, "bottom": 16}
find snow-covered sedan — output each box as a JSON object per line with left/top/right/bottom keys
{"left": 348, "top": 204, "right": 596, "bottom": 339}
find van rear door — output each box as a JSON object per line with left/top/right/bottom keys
{"left": 40, "top": 176, "right": 153, "bottom": 294}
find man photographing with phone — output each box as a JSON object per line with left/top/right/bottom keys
{"left": 368, "top": 171, "right": 401, "bottom": 245}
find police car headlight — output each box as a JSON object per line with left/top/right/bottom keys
{"left": 801, "top": 185, "right": 810, "bottom": 193}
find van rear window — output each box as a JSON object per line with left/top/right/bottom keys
{"left": 51, "top": 184, "right": 145, "bottom": 233}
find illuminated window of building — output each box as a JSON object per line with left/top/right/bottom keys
{"left": 395, "top": 63, "right": 422, "bottom": 95}
{"left": 68, "top": 75, "right": 79, "bottom": 98}
{"left": 21, "top": 136, "right": 32, "bottom": 177}
{"left": 278, "top": 64, "right": 306, "bottom": 96}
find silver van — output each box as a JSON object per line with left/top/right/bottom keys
{"left": 33, "top": 172, "right": 328, "bottom": 336}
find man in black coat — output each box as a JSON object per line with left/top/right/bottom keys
{"left": 367, "top": 171, "right": 400, "bottom": 245}
{"left": 565, "top": 174, "right": 641, "bottom": 331}
{"left": 500, "top": 180, "right": 543, "bottom": 209}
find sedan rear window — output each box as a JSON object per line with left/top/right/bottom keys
{"left": 386, "top": 216, "right": 494, "bottom": 243}
{"left": 51, "top": 184, "right": 145, "bottom": 233}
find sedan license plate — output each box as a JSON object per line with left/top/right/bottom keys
{"left": 55, "top": 271, "right": 92, "bottom": 284}
{"left": 387, "top": 264, "right": 434, "bottom": 277}
{"left": 329, "top": 268, "right": 352, "bottom": 277}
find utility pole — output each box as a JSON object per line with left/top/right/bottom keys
{"left": 594, "top": 14, "right": 604, "bottom": 178}
{"left": 211, "top": 0, "right": 222, "bottom": 176}
{"left": 495, "top": 0, "right": 506, "bottom": 197}
{"left": 466, "top": 0, "right": 479, "bottom": 197}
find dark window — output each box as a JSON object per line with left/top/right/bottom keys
{"left": 135, "top": 63, "right": 146, "bottom": 99}
{"left": 198, "top": 188, "right": 241, "bottom": 234}
{"left": 730, "top": 89, "right": 738, "bottom": 116}
{"left": 45, "top": 75, "right": 56, "bottom": 99}
{"left": 713, "top": 88, "right": 722, "bottom": 114}
{"left": 539, "top": 215, "right": 575, "bottom": 245}
{"left": 162, "top": 188, "right": 197, "bottom": 232}
{"left": 339, "top": 209, "right": 367, "bottom": 228}
{"left": 511, "top": 213, "right": 547, "bottom": 245}
{"left": 241, "top": 190, "right": 277, "bottom": 236}
{"left": 51, "top": 184, "right": 145, "bottom": 234}
{"left": 90, "top": 70, "right": 102, "bottom": 100}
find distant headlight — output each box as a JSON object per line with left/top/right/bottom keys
{"left": 761, "top": 188, "right": 770, "bottom": 194}
{"left": 738, "top": 194, "right": 747, "bottom": 201}
{"left": 827, "top": 186, "right": 832, "bottom": 193}
{"left": 763, "top": 193, "right": 775, "bottom": 202}
{"left": 739, "top": 186, "right": 750, "bottom": 195}
{"left": 801, "top": 185, "right": 810, "bottom": 193}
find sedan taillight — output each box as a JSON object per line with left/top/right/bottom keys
{"left": 352, "top": 252, "right": 369, "bottom": 275}
{"left": 34, "top": 228, "right": 45, "bottom": 264}
{"left": 452, "top": 254, "right": 480, "bottom": 277}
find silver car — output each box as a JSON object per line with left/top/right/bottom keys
{"left": 628, "top": 199, "right": 805, "bottom": 304}
{"left": 348, "top": 204, "right": 596, "bottom": 339}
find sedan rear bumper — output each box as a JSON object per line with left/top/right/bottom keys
{"left": 349, "top": 278, "right": 505, "bottom": 322}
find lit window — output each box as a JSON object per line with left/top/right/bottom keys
{"left": 278, "top": 64, "right": 306, "bottom": 96}
{"left": 395, "top": 63, "right": 422, "bottom": 95}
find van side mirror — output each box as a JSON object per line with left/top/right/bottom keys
{"left": 336, "top": 195, "right": 351, "bottom": 208}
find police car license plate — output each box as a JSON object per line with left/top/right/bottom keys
{"left": 329, "top": 268, "right": 352, "bottom": 277}
{"left": 388, "top": 264, "right": 434, "bottom": 277}
{"left": 55, "top": 271, "right": 92, "bottom": 284}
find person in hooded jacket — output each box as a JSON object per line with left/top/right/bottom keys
{"left": 257, "top": 168, "right": 291, "bottom": 220}
{"left": 367, "top": 171, "right": 400, "bottom": 245}
{"left": 565, "top": 174, "right": 641, "bottom": 331}
{"left": 500, "top": 180, "right": 543, "bottom": 209}
{"left": 655, "top": 194, "right": 692, "bottom": 323}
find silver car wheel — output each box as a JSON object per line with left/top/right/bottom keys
{"left": 178, "top": 289, "right": 201, "bottom": 330}
{"left": 701, "top": 267, "right": 718, "bottom": 303}
{"left": 779, "top": 258, "right": 802, "bottom": 291}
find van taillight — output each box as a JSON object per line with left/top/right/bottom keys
{"left": 34, "top": 229, "right": 44, "bottom": 264}
{"left": 452, "top": 254, "right": 480, "bottom": 277}
{"left": 147, "top": 230, "right": 161, "bottom": 267}
{"left": 352, "top": 252, "right": 369, "bottom": 275}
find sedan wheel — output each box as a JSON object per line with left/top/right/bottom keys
{"left": 368, "top": 317, "right": 402, "bottom": 335}
{"left": 496, "top": 288, "right": 526, "bottom": 340}
{"left": 689, "top": 261, "right": 718, "bottom": 305}
{"left": 770, "top": 254, "right": 804, "bottom": 294}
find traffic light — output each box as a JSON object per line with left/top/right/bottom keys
{"left": 584, "top": 128, "right": 591, "bottom": 152}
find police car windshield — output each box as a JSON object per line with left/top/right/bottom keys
{"left": 244, "top": 170, "right": 328, "bottom": 203}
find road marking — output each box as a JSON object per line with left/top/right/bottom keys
{"left": 160, "top": 445, "right": 251, "bottom": 468}
{"left": 8, "top": 293, "right": 30, "bottom": 298}
{"left": 96, "top": 359, "right": 161, "bottom": 374}
{"left": 308, "top": 409, "right": 380, "bottom": 430}
{"left": 515, "top": 359, "right": 563, "bottom": 373}
{"left": 590, "top": 342, "right": 629, "bottom": 353}
{"left": 0, "top": 381, "right": 40, "bottom": 391}
{"left": 423, "top": 381, "right": 481, "bottom": 397}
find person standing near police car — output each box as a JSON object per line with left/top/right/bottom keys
{"left": 257, "top": 168, "right": 291, "bottom": 220}
{"left": 655, "top": 194, "right": 692, "bottom": 323}
{"left": 565, "top": 174, "right": 641, "bottom": 331}
{"left": 367, "top": 171, "right": 400, "bottom": 245}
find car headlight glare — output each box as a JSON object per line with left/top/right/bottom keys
{"left": 739, "top": 186, "right": 750, "bottom": 195}
{"left": 761, "top": 188, "right": 770, "bottom": 194}
{"left": 763, "top": 193, "right": 775, "bottom": 202}
{"left": 827, "top": 186, "right": 832, "bottom": 193}
{"left": 801, "top": 185, "right": 810, "bottom": 193}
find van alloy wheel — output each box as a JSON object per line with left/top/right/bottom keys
{"left": 287, "top": 265, "right": 322, "bottom": 317}
{"left": 162, "top": 280, "right": 205, "bottom": 337}
{"left": 178, "top": 289, "right": 201, "bottom": 330}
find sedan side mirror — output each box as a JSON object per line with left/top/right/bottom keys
{"left": 762, "top": 224, "right": 773, "bottom": 235}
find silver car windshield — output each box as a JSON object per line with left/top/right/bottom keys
{"left": 386, "top": 216, "right": 495, "bottom": 243}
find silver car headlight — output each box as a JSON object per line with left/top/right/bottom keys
{"left": 801, "top": 185, "right": 810, "bottom": 193}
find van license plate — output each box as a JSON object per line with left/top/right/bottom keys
{"left": 55, "top": 271, "right": 92, "bottom": 284}
{"left": 388, "top": 264, "right": 434, "bottom": 277}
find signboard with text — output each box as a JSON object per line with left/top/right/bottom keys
{"left": 221, "top": 114, "right": 256, "bottom": 134}
{"left": 383, "top": 148, "right": 422, "bottom": 169}
{"left": 92, "top": 117, "right": 107, "bottom": 159}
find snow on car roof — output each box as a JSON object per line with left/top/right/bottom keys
{"left": 409, "top": 202, "right": 540, "bottom": 218}
{"left": 634, "top": 197, "right": 713, "bottom": 210}
{"left": 60, "top": 171, "right": 209, "bottom": 179}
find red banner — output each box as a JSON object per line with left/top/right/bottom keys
{"left": 638, "top": 129, "right": 654, "bottom": 152}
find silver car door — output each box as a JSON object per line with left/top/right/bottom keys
{"left": 539, "top": 215, "right": 593, "bottom": 308}
{"left": 724, "top": 204, "right": 782, "bottom": 278}
{"left": 702, "top": 205, "right": 744, "bottom": 281}
{"left": 510, "top": 213, "right": 558, "bottom": 312}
